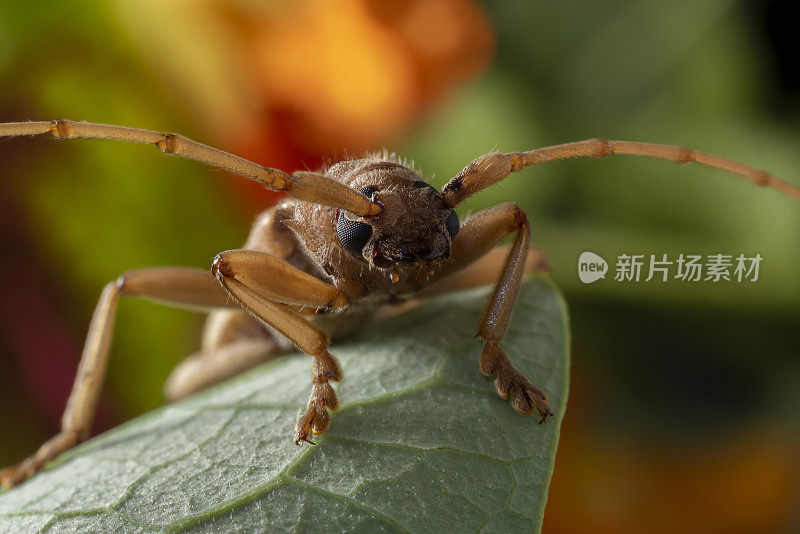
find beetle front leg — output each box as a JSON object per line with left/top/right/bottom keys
{"left": 407, "top": 203, "right": 554, "bottom": 421}
{"left": 212, "top": 250, "right": 348, "bottom": 444}
{"left": 477, "top": 210, "right": 553, "bottom": 420}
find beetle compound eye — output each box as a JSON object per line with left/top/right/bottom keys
{"left": 337, "top": 212, "right": 373, "bottom": 257}
{"left": 413, "top": 180, "right": 434, "bottom": 189}
{"left": 359, "top": 186, "right": 379, "bottom": 197}
{"left": 445, "top": 210, "right": 460, "bottom": 240}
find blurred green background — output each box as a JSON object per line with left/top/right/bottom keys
{"left": 0, "top": 0, "right": 798, "bottom": 532}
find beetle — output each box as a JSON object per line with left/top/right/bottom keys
{"left": 0, "top": 119, "right": 797, "bottom": 489}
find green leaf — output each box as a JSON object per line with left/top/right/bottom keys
{"left": 0, "top": 276, "right": 570, "bottom": 532}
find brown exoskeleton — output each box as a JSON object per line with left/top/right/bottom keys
{"left": 1, "top": 120, "right": 798, "bottom": 489}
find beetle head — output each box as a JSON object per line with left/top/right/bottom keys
{"left": 331, "top": 159, "right": 460, "bottom": 270}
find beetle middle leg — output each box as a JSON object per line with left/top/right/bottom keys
{"left": 211, "top": 249, "right": 349, "bottom": 444}
{"left": 0, "top": 267, "right": 233, "bottom": 489}
{"left": 164, "top": 310, "right": 283, "bottom": 401}
{"left": 406, "top": 202, "right": 554, "bottom": 420}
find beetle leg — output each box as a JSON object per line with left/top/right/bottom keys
{"left": 164, "top": 338, "right": 280, "bottom": 401}
{"left": 212, "top": 249, "right": 349, "bottom": 309}
{"left": 476, "top": 208, "right": 553, "bottom": 421}
{"left": 407, "top": 203, "right": 554, "bottom": 421}
{"left": 211, "top": 251, "right": 348, "bottom": 445}
{"left": 0, "top": 267, "right": 233, "bottom": 489}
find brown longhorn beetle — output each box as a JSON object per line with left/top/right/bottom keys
{"left": 1, "top": 119, "right": 799, "bottom": 489}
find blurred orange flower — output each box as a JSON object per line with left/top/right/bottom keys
{"left": 251, "top": 0, "right": 493, "bottom": 151}
{"left": 115, "top": 0, "right": 493, "bottom": 208}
